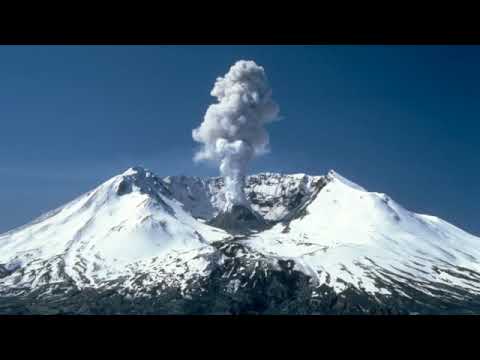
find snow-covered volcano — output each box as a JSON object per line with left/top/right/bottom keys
{"left": 1, "top": 167, "right": 480, "bottom": 314}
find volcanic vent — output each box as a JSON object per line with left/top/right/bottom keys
{"left": 208, "top": 203, "right": 267, "bottom": 234}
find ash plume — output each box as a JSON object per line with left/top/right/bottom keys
{"left": 192, "top": 60, "right": 279, "bottom": 210}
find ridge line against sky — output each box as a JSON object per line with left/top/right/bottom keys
{"left": 0, "top": 45, "right": 479, "bottom": 235}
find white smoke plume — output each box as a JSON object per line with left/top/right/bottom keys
{"left": 192, "top": 60, "right": 279, "bottom": 210}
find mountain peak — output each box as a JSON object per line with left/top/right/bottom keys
{"left": 327, "top": 169, "right": 366, "bottom": 191}
{"left": 115, "top": 166, "right": 161, "bottom": 197}
{"left": 121, "top": 166, "right": 151, "bottom": 178}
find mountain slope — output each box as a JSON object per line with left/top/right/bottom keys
{"left": 1, "top": 167, "right": 480, "bottom": 314}
{"left": 0, "top": 167, "right": 227, "bottom": 294}
{"left": 245, "top": 171, "right": 480, "bottom": 298}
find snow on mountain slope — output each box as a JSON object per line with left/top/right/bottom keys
{"left": 1, "top": 166, "right": 480, "bottom": 306}
{"left": 0, "top": 167, "right": 227, "bottom": 292}
{"left": 246, "top": 170, "right": 480, "bottom": 295}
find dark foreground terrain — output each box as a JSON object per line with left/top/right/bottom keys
{"left": 1, "top": 241, "right": 480, "bottom": 315}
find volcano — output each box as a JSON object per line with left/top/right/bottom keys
{"left": 1, "top": 167, "right": 480, "bottom": 314}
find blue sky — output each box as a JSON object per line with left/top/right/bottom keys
{"left": 0, "top": 45, "right": 479, "bottom": 235}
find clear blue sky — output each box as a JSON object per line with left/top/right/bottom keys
{"left": 0, "top": 45, "right": 479, "bottom": 235}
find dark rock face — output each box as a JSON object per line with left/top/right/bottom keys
{"left": 0, "top": 265, "right": 11, "bottom": 279}
{"left": 208, "top": 204, "right": 268, "bottom": 234}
